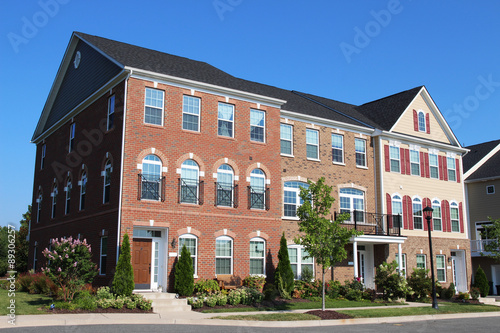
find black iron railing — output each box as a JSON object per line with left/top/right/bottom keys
{"left": 247, "top": 186, "right": 270, "bottom": 210}
{"left": 215, "top": 183, "right": 238, "bottom": 208}
{"left": 138, "top": 174, "right": 165, "bottom": 201}
{"left": 178, "top": 178, "right": 204, "bottom": 205}
{"left": 333, "top": 210, "right": 401, "bottom": 236}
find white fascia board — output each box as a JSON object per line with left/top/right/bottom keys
{"left": 464, "top": 175, "right": 500, "bottom": 184}
{"left": 376, "top": 131, "right": 469, "bottom": 154}
{"left": 280, "top": 110, "right": 375, "bottom": 136}
{"left": 127, "top": 67, "right": 287, "bottom": 108}
{"left": 388, "top": 87, "right": 423, "bottom": 133}
{"left": 463, "top": 143, "right": 500, "bottom": 179}
{"left": 352, "top": 235, "right": 407, "bottom": 244}
{"left": 32, "top": 70, "right": 129, "bottom": 144}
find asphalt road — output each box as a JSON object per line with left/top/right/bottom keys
{"left": 1, "top": 316, "right": 499, "bottom": 333}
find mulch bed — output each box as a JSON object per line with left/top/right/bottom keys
{"left": 45, "top": 307, "right": 153, "bottom": 314}
{"left": 192, "top": 297, "right": 310, "bottom": 312}
{"left": 305, "top": 310, "right": 353, "bottom": 320}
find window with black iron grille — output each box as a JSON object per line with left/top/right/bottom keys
{"left": 138, "top": 174, "right": 165, "bottom": 201}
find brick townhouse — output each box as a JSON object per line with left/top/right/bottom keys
{"left": 30, "top": 32, "right": 470, "bottom": 292}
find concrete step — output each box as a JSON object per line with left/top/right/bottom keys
{"left": 138, "top": 292, "right": 192, "bottom": 312}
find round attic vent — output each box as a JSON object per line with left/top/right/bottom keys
{"left": 74, "top": 51, "right": 81, "bottom": 69}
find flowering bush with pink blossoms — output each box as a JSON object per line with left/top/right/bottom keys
{"left": 42, "top": 237, "right": 97, "bottom": 301}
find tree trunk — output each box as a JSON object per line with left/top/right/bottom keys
{"left": 322, "top": 267, "right": 326, "bottom": 311}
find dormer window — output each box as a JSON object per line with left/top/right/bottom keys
{"left": 418, "top": 111, "right": 426, "bottom": 132}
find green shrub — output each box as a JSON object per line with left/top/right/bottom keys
{"left": 174, "top": 244, "right": 194, "bottom": 296}
{"left": 113, "top": 296, "right": 126, "bottom": 309}
{"left": 407, "top": 268, "right": 432, "bottom": 301}
{"left": 457, "top": 292, "right": 470, "bottom": 300}
{"left": 187, "top": 297, "right": 204, "bottom": 309}
{"left": 53, "top": 301, "right": 78, "bottom": 311}
{"left": 205, "top": 295, "right": 217, "bottom": 307}
{"left": 345, "top": 288, "right": 363, "bottom": 301}
{"left": 327, "top": 280, "right": 342, "bottom": 299}
{"left": 442, "top": 283, "right": 455, "bottom": 299}
{"left": 274, "top": 233, "right": 294, "bottom": 299}
{"left": 17, "top": 272, "right": 35, "bottom": 292}
{"left": 470, "top": 287, "right": 480, "bottom": 300}
{"left": 194, "top": 279, "right": 220, "bottom": 294}
{"left": 96, "top": 286, "right": 114, "bottom": 299}
{"left": 124, "top": 297, "right": 137, "bottom": 309}
{"left": 136, "top": 298, "right": 152, "bottom": 311}
{"left": 97, "top": 298, "right": 114, "bottom": 309}
{"left": 263, "top": 283, "right": 278, "bottom": 300}
{"left": 112, "top": 233, "right": 134, "bottom": 297}
{"left": 215, "top": 292, "right": 228, "bottom": 306}
{"left": 74, "top": 291, "right": 97, "bottom": 311}
{"left": 473, "top": 266, "right": 490, "bottom": 297}
{"left": 243, "top": 275, "right": 266, "bottom": 291}
{"left": 227, "top": 289, "right": 242, "bottom": 305}
{"left": 374, "top": 261, "right": 412, "bottom": 301}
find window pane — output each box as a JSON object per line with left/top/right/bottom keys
{"left": 281, "top": 140, "right": 292, "bottom": 155}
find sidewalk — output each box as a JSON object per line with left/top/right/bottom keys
{"left": 2, "top": 302, "right": 500, "bottom": 329}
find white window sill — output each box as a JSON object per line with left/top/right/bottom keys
{"left": 281, "top": 154, "right": 294, "bottom": 158}
{"left": 282, "top": 216, "right": 299, "bottom": 220}
{"left": 356, "top": 165, "right": 368, "bottom": 170}
{"left": 307, "top": 158, "right": 321, "bottom": 162}
{"left": 332, "top": 161, "right": 345, "bottom": 166}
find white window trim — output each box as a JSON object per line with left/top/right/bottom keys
{"left": 417, "top": 110, "right": 426, "bottom": 132}
{"left": 450, "top": 201, "right": 460, "bottom": 233}
{"left": 141, "top": 155, "right": 163, "bottom": 201}
{"left": 250, "top": 169, "right": 266, "bottom": 210}
{"left": 436, "top": 255, "right": 446, "bottom": 282}
{"left": 65, "top": 179, "right": 71, "bottom": 215}
{"left": 331, "top": 133, "right": 344, "bottom": 164}
{"left": 306, "top": 128, "right": 320, "bottom": 161}
{"left": 41, "top": 144, "right": 46, "bottom": 170}
{"left": 412, "top": 197, "right": 423, "bottom": 230}
{"left": 216, "top": 164, "right": 234, "bottom": 207}
{"left": 339, "top": 188, "right": 365, "bottom": 223}
{"left": 215, "top": 235, "right": 233, "bottom": 275}
{"left": 51, "top": 186, "right": 57, "bottom": 219}
{"left": 69, "top": 123, "right": 75, "bottom": 153}
{"left": 389, "top": 146, "right": 400, "bottom": 173}
{"left": 283, "top": 181, "right": 309, "bottom": 219}
{"left": 280, "top": 124, "right": 294, "bottom": 156}
{"left": 182, "top": 95, "right": 201, "bottom": 132}
{"left": 144, "top": 87, "right": 164, "bottom": 126}
{"left": 103, "top": 161, "right": 112, "bottom": 204}
{"left": 218, "top": 102, "right": 234, "bottom": 138}
{"left": 432, "top": 199, "right": 442, "bottom": 231}
{"left": 37, "top": 194, "right": 42, "bottom": 223}
{"left": 355, "top": 138, "right": 367, "bottom": 168}
{"left": 79, "top": 172, "right": 87, "bottom": 211}
{"left": 249, "top": 237, "right": 266, "bottom": 276}
{"left": 179, "top": 234, "right": 198, "bottom": 277}
{"left": 429, "top": 153, "right": 439, "bottom": 179}
{"left": 180, "top": 160, "right": 200, "bottom": 204}
{"left": 396, "top": 253, "right": 407, "bottom": 277}
{"left": 391, "top": 194, "right": 403, "bottom": 228}
{"left": 107, "top": 95, "right": 115, "bottom": 131}
{"left": 250, "top": 109, "right": 266, "bottom": 143}
{"left": 99, "top": 236, "right": 107, "bottom": 275}
{"left": 416, "top": 254, "right": 427, "bottom": 270}
{"left": 447, "top": 157, "right": 456, "bottom": 181}
{"left": 410, "top": 150, "right": 420, "bottom": 176}
{"left": 486, "top": 185, "right": 495, "bottom": 195}
{"left": 288, "top": 245, "right": 314, "bottom": 280}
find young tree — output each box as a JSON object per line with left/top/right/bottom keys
{"left": 483, "top": 217, "right": 500, "bottom": 262}
{"left": 473, "top": 265, "right": 490, "bottom": 297}
{"left": 112, "top": 233, "right": 134, "bottom": 296}
{"left": 174, "top": 244, "right": 194, "bottom": 296}
{"left": 15, "top": 205, "right": 31, "bottom": 273}
{"left": 295, "top": 177, "right": 362, "bottom": 311}
{"left": 274, "top": 233, "right": 295, "bottom": 298}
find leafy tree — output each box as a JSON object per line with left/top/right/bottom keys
{"left": 482, "top": 217, "right": 500, "bottom": 262}
{"left": 274, "top": 233, "right": 294, "bottom": 298}
{"left": 42, "top": 237, "right": 97, "bottom": 301}
{"left": 0, "top": 227, "right": 8, "bottom": 276}
{"left": 375, "top": 261, "right": 412, "bottom": 301}
{"left": 407, "top": 268, "right": 432, "bottom": 301}
{"left": 473, "top": 265, "right": 489, "bottom": 297}
{"left": 15, "top": 205, "right": 31, "bottom": 273}
{"left": 112, "top": 233, "right": 134, "bottom": 296}
{"left": 295, "top": 177, "right": 362, "bottom": 311}
{"left": 174, "top": 244, "right": 194, "bottom": 296}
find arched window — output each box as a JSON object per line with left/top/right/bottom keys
{"left": 180, "top": 159, "right": 200, "bottom": 204}
{"left": 432, "top": 199, "right": 442, "bottom": 231}
{"left": 179, "top": 234, "right": 198, "bottom": 275}
{"left": 216, "top": 164, "right": 234, "bottom": 207}
{"left": 51, "top": 184, "right": 58, "bottom": 219}
{"left": 412, "top": 197, "right": 423, "bottom": 230}
{"left": 103, "top": 160, "right": 112, "bottom": 203}
{"left": 216, "top": 236, "right": 233, "bottom": 275}
{"left": 249, "top": 169, "right": 266, "bottom": 209}
{"left": 65, "top": 177, "right": 71, "bottom": 215}
{"left": 392, "top": 194, "right": 403, "bottom": 228}
{"left": 284, "top": 181, "right": 309, "bottom": 217}
{"left": 340, "top": 188, "right": 365, "bottom": 222}
{"left": 250, "top": 237, "right": 265, "bottom": 275}
{"left": 36, "top": 192, "right": 42, "bottom": 223}
{"left": 450, "top": 202, "right": 460, "bottom": 232}
{"left": 141, "top": 155, "right": 162, "bottom": 200}
{"left": 418, "top": 111, "right": 426, "bottom": 132}
{"left": 79, "top": 172, "right": 87, "bottom": 211}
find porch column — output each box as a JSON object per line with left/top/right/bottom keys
{"left": 398, "top": 243, "right": 403, "bottom": 276}
{"left": 353, "top": 241, "right": 358, "bottom": 278}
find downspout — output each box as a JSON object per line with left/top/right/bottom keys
{"left": 116, "top": 70, "right": 131, "bottom": 264}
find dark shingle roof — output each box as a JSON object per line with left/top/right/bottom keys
{"left": 463, "top": 139, "right": 500, "bottom": 180}
{"left": 354, "top": 86, "right": 423, "bottom": 131}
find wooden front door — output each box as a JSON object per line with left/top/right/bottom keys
{"left": 133, "top": 239, "right": 152, "bottom": 289}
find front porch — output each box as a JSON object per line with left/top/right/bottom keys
{"left": 334, "top": 211, "right": 402, "bottom": 237}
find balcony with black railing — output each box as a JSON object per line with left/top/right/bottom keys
{"left": 247, "top": 186, "right": 270, "bottom": 210}
{"left": 138, "top": 174, "right": 165, "bottom": 201}
{"left": 333, "top": 210, "right": 402, "bottom": 236}
{"left": 178, "top": 178, "right": 204, "bottom": 205}
{"left": 215, "top": 182, "right": 238, "bottom": 208}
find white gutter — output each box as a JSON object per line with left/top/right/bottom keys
{"left": 378, "top": 135, "right": 385, "bottom": 215}
{"left": 374, "top": 131, "right": 469, "bottom": 154}
{"left": 116, "top": 71, "right": 131, "bottom": 261}
{"left": 126, "top": 67, "right": 287, "bottom": 108}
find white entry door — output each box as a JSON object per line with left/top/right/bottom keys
{"left": 451, "top": 251, "right": 466, "bottom": 293}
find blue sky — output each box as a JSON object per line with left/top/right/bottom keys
{"left": 1, "top": 0, "right": 499, "bottom": 228}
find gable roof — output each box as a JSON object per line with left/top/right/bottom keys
{"left": 463, "top": 139, "right": 500, "bottom": 181}
{"left": 354, "top": 86, "right": 423, "bottom": 131}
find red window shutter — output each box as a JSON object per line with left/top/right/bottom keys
{"left": 384, "top": 145, "right": 390, "bottom": 172}
{"left": 422, "top": 198, "right": 429, "bottom": 231}
{"left": 443, "top": 200, "right": 451, "bottom": 232}
{"left": 386, "top": 193, "right": 393, "bottom": 228}
{"left": 456, "top": 158, "right": 461, "bottom": 183}
{"left": 420, "top": 152, "right": 425, "bottom": 178}
{"left": 424, "top": 153, "right": 430, "bottom": 178}
{"left": 438, "top": 156, "right": 444, "bottom": 180}
{"left": 459, "top": 202, "right": 464, "bottom": 233}
{"left": 403, "top": 195, "right": 413, "bottom": 230}
{"left": 402, "top": 196, "right": 409, "bottom": 230}
{"left": 400, "top": 147, "right": 406, "bottom": 174}
{"left": 441, "top": 200, "right": 447, "bottom": 232}
{"left": 413, "top": 109, "right": 419, "bottom": 131}
{"left": 405, "top": 149, "right": 411, "bottom": 176}
{"left": 443, "top": 156, "right": 448, "bottom": 181}
{"left": 426, "top": 113, "right": 431, "bottom": 134}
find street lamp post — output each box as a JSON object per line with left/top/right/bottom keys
{"left": 423, "top": 206, "right": 439, "bottom": 310}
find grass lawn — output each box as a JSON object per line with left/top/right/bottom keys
{"left": 0, "top": 288, "right": 53, "bottom": 315}
{"left": 201, "top": 299, "right": 402, "bottom": 313}
{"left": 339, "top": 302, "right": 500, "bottom": 318}
{"left": 211, "top": 313, "right": 320, "bottom": 321}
